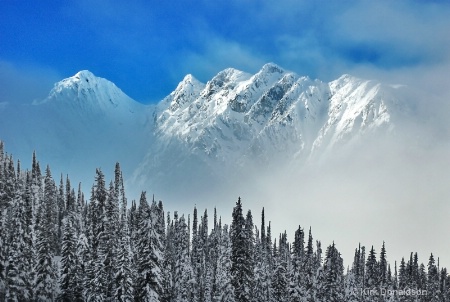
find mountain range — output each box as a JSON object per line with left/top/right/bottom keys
{"left": 0, "top": 63, "right": 418, "bottom": 200}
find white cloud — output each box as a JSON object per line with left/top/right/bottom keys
{"left": 177, "top": 36, "right": 268, "bottom": 82}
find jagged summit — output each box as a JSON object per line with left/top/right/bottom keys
{"left": 146, "top": 64, "right": 403, "bottom": 177}
{"left": 177, "top": 74, "right": 205, "bottom": 94}
{"left": 259, "top": 62, "right": 285, "bottom": 74}
{"left": 156, "top": 73, "right": 206, "bottom": 116}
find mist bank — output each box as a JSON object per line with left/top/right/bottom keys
{"left": 150, "top": 124, "right": 450, "bottom": 269}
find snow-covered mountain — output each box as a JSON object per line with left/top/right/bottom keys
{"left": 157, "top": 64, "right": 407, "bottom": 160}
{"left": 0, "top": 70, "right": 153, "bottom": 186}
{"left": 0, "top": 63, "right": 412, "bottom": 198}
{"left": 130, "top": 64, "right": 411, "bottom": 196}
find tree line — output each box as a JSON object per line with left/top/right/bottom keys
{"left": 0, "top": 140, "right": 449, "bottom": 301}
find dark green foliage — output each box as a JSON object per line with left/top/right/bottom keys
{"left": 230, "top": 197, "right": 254, "bottom": 302}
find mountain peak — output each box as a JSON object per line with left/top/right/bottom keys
{"left": 157, "top": 74, "right": 205, "bottom": 114}
{"left": 55, "top": 70, "right": 100, "bottom": 91}
{"left": 40, "top": 70, "right": 143, "bottom": 115}
{"left": 178, "top": 74, "right": 204, "bottom": 90}
{"left": 181, "top": 74, "right": 197, "bottom": 83}
{"left": 259, "top": 62, "right": 284, "bottom": 74}
{"left": 74, "top": 70, "right": 96, "bottom": 80}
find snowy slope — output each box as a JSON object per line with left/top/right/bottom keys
{"left": 152, "top": 64, "right": 325, "bottom": 164}
{"left": 131, "top": 63, "right": 408, "bottom": 198}
{"left": 150, "top": 64, "right": 405, "bottom": 164}
{"left": 311, "top": 75, "right": 406, "bottom": 157}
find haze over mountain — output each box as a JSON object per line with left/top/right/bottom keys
{"left": 1, "top": 63, "right": 413, "bottom": 196}
{"left": 131, "top": 63, "right": 415, "bottom": 199}
{"left": 1, "top": 63, "right": 449, "bottom": 267}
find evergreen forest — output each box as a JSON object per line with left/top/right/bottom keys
{"left": 0, "top": 140, "right": 449, "bottom": 302}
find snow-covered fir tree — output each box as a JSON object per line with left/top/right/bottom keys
{"left": 114, "top": 167, "right": 134, "bottom": 302}
{"left": 34, "top": 165, "right": 58, "bottom": 301}
{"left": 427, "top": 253, "right": 440, "bottom": 302}
{"left": 214, "top": 224, "right": 235, "bottom": 302}
{"left": 58, "top": 212, "right": 81, "bottom": 302}
{"left": 230, "top": 197, "right": 254, "bottom": 302}
{"left": 134, "top": 192, "right": 164, "bottom": 302}
{"left": 172, "top": 212, "right": 195, "bottom": 302}
{"left": 303, "top": 227, "right": 318, "bottom": 302}
{"left": 271, "top": 238, "right": 289, "bottom": 302}
{"left": 252, "top": 208, "right": 272, "bottom": 302}
{"left": 4, "top": 164, "right": 34, "bottom": 301}
{"left": 288, "top": 225, "right": 305, "bottom": 302}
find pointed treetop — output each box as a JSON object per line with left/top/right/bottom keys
{"left": 261, "top": 207, "right": 266, "bottom": 243}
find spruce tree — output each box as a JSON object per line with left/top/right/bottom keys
{"left": 289, "top": 225, "right": 305, "bottom": 302}
{"left": 230, "top": 197, "right": 253, "bottom": 302}
{"left": 271, "top": 240, "right": 289, "bottom": 302}
{"left": 173, "top": 213, "right": 194, "bottom": 302}
{"left": 84, "top": 169, "right": 108, "bottom": 300}
{"left": 161, "top": 212, "right": 175, "bottom": 302}
{"left": 320, "top": 243, "right": 344, "bottom": 302}
{"left": 56, "top": 174, "right": 65, "bottom": 257}
{"left": 1, "top": 155, "right": 16, "bottom": 211}
{"left": 350, "top": 244, "right": 365, "bottom": 299}
{"left": 344, "top": 270, "right": 359, "bottom": 302}
{"left": 115, "top": 214, "right": 134, "bottom": 302}
{"left": 439, "top": 268, "right": 448, "bottom": 302}
{"left": 398, "top": 257, "right": 407, "bottom": 291}
{"left": 418, "top": 263, "right": 427, "bottom": 291}
{"left": 191, "top": 207, "right": 208, "bottom": 302}
{"left": 115, "top": 170, "right": 134, "bottom": 302}
{"left": 207, "top": 208, "right": 221, "bottom": 300}
{"left": 244, "top": 209, "right": 255, "bottom": 298}
{"left": 204, "top": 261, "right": 214, "bottom": 302}
{"left": 34, "top": 165, "right": 58, "bottom": 301}
{"left": 214, "top": 224, "right": 235, "bottom": 302}
{"left": 4, "top": 169, "right": 34, "bottom": 301}
{"left": 379, "top": 242, "right": 388, "bottom": 287}
{"left": 304, "top": 227, "right": 316, "bottom": 302}
{"left": 365, "top": 246, "right": 378, "bottom": 291}
{"left": 58, "top": 213, "right": 80, "bottom": 302}
{"left": 251, "top": 209, "right": 271, "bottom": 302}
{"left": 135, "top": 192, "right": 163, "bottom": 301}
{"left": 252, "top": 227, "right": 266, "bottom": 302}
{"left": 427, "top": 253, "right": 440, "bottom": 302}
{"left": 92, "top": 181, "right": 119, "bottom": 300}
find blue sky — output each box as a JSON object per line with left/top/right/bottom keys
{"left": 1, "top": 0, "right": 450, "bottom": 104}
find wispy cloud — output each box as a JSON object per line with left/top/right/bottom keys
{"left": 174, "top": 0, "right": 450, "bottom": 94}
{"left": 2, "top": 0, "right": 448, "bottom": 102}
{"left": 177, "top": 36, "right": 268, "bottom": 83}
